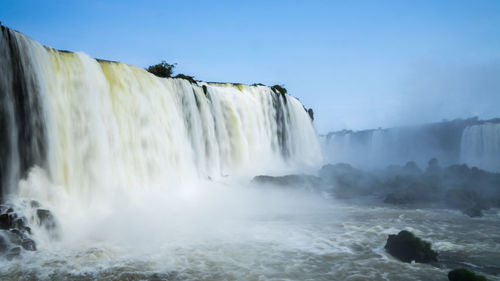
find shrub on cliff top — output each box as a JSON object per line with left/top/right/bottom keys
{"left": 147, "top": 61, "right": 176, "bottom": 78}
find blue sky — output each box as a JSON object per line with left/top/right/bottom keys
{"left": 2, "top": 0, "right": 500, "bottom": 133}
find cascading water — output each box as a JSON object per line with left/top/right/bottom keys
{"left": 0, "top": 27, "right": 325, "bottom": 279}
{"left": 0, "top": 26, "right": 321, "bottom": 204}
{"left": 2, "top": 26, "right": 499, "bottom": 281}
{"left": 322, "top": 118, "right": 500, "bottom": 172}
{"left": 460, "top": 123, "right": 500, "bottom": 172}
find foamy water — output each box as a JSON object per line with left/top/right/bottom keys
{"left": 2, "top": 185, "right": 499, "bottom": 281}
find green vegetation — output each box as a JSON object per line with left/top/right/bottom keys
{"left": 448, "top": 269, "right": 488, "bottom": 281}
{"left": 146, "top": 61, "right": 197, "bottom": 84}
{"left": 146, "top": 61, "right": 176, "bottom": 78}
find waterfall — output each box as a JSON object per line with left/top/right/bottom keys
{"left": 0, "top": 27, "right": 321, "bottom": 205}
{"left": 323, "top": 119, "right": 500, "bottom": 172}
{"left": 460, "top": 123, "right": 500, "bottom": 172}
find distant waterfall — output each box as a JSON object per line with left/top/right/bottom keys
{"left": 0, "top": 27, "right": 321, "bottom": 203}
{"left": 460, "top": 123, "right": 500, "bottom": 172}
{"left": 322, "top": 125, "right": 463, "bottom": 169}
{"left": 322, "top": 118, "right": 500, "bottom": 172}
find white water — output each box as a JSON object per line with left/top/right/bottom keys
{"left": 3, "top": 29, "right": 320, "bottom": 198}
{"left": 0, "top": 29, "right": 327, "bottom": 279}
{"left": 322, "top": 123, "right": 500, "bottom": 172}
{"left": 460, "top": 123, "right": 500, "bottom": 172}
{"left": 321, "top": 129, "right": 431, "bottom": 169}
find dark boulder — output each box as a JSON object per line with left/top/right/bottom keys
{"left": 36, "top": 208, "right": 56, "bottom": 230}
{"left": 21, "top": 238, "right": 36, "bottom": 251}
{"left": 0, "top": 203, "right": 39, "bottom": 257}
{"left": 30, "top": 200, "right": 41, "bottom": 208}
{"left": 4, "top": 229, "right": 22, "bottom": 245}
{"left": 384, "top": 230, "right": 438, "bottom": 263}
{"left": 448, "top": 269, "right": 487, "bottom": 281}
{"left": 0, "top": 213, "right": 10, "bottom": 229}
{"left": 382, "top": 176, "right": 438, "bottom": 206}
{"left": 463, "top": 206, "right": 483, "bottom": 218}
{"left": 6, "top": 246, "right": 21, "bottom": 260}
{"left": 0, "top": 235, "right": 7, "bottom": 252}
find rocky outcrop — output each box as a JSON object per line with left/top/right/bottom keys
{"left": 0, "top": 201, "right": 58, "bottom": 259}
{"left": 462, "top": 206, "right": 484, "bottom": 218}
{"left": 251, "top": 157, "right": 500, "bottom": 216}
{"left": 251, "top": 174, "right": 324, "bottom": 191}
{"left": 319, "top": 163, "right": 379, "bottom": 199}
{"left": 36, "top": 208, "right": 56, "bottom": 230}
{"left": 448, "top": 269, "right": 488, "bottom": 281}
{"left": 318, "top": 159, "right": 500, "bottom": 215}
{"left": 0, "top": 203, "right": 36, "bottom": 259}
{"left": 384, "top": 230, "right": 438, "bottom": 263}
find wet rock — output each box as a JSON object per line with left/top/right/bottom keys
{"left": 0, "top": 203, "right": 38, "bottom": 256}
{"left": 319, "top": 163, "right": 379, "bottom": 198}
{"left": 448, "top": 268, "right": 487, "bottom": 281}
{"left": 0, "top": 235, "right": 7, "bottom": 252}
{"left": 30, "top": 200, "right": 41, "bottom": 208}
{"left": 4, "top": 229, "right": 22, "bottom": 245}
{"left": 21, "top": 238, "right": 36, "bottom": 251}
{"left": 463, "top": 206, "right": 484, "bottom": 217}
{"left": 36, "top": 208, "right": 56, "bottom": 230}
{"left": 12, "top": 217, "right": 27, "bottom": 229}
{"left": 251, "top": 174, "right": 323, "bottom": 191}
{"left": 0, "top": 213, "right": 11, "bottom": 229}
{"left": 384, "top": 230, "right": 438, "bottom": 263}
{"left": 384, "top": 192, "right": 417, "bottom": 205}
{"left": 382, "top": 176, "right": 438, "bottom": 206}
{"left": 8, "top": 228, "right": 23, "bottom": 237}
{"left": 6, "top": 246, "right": 21, "bottom": 260}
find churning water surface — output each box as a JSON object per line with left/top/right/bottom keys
{"left": 1, "top": 186, "right": 499, "bottom": 281}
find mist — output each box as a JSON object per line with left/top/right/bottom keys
{"left": 398, "top": 59, "right": 500, "bottom": 126}
{"left": 314, "top": 59, "right": 500, "bottom": 133}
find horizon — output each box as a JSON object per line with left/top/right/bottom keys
{"left": 2, "top": 0, "right": 500, "bottom": 133}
